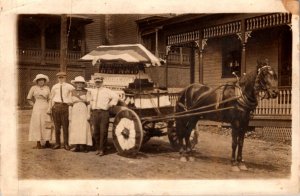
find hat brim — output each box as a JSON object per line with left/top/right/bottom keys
{"left": 71, "top": 80, "right": 87, "bottom": 85}
{"left": 33, "top": 77, "right": 49, "bottom": 83}
{"left": 56, "top": 72, "right": 67, "bottom": 77}
{"left": 94, "top": 80, "right": 103, "bottom": 83}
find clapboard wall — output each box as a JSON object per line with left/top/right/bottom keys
{"left": 202, "top": 29, "right": 280, "bottom": 88}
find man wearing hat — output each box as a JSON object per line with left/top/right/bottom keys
{"left": 48, "top": 71, "right": 74, "bottom": 150}
{"left": 89, "top": 76, "right": 119, "bottom": 156}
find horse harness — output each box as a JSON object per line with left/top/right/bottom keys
{"left": 178, "top": 66, "right": 272, "bottom": 114}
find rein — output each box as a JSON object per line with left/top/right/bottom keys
{"left": 177, "top": 65, "right": 273, "bottom": 113}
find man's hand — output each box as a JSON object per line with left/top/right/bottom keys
{"left": 46, "top": 108, "right": 52, "bottom": 115}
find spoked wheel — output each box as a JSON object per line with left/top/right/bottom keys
{"left": 142, "top": 121, "right": 168, "bottom": 145}
{"left": 168, "top": 125, "right": 199, "bottom": 151}
{"left": 112, "top": 109, "right": 143, "bottom": 157}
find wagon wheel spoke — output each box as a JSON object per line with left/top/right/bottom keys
{"left": 168, "top": 126, "right": 199, "bottom": 151}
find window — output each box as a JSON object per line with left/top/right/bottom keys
{"left": 222, "top": 36, "right": 241, "bottom": 78}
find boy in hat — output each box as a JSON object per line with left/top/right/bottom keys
{"left": 89, "top": 76, "right": 119, "bottom": 156}
{"left": 48, "top": 71, "right": 74, "bottom": 150}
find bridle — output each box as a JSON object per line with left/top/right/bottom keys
{"left": 254, "top": 65, "right": 275, "bottom": 99}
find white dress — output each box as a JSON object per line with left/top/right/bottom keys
{"left": 69, "top": 90, "right": 92, "bottom": 146}
{"left": 27, "top": 85, "right": 52, "bottom": 141}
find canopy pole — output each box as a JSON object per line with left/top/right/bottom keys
{"left": 60, "top": 14, "right": 68, "bottom": 72}
{"left": 165, "top": 46, "right": 171, "bottom": 89}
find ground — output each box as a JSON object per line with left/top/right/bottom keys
{"left": 18, "top": 110, "right": 291, "bottom": 179}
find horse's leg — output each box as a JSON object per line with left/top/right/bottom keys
{"left": 176, "top": 120, "right": 188, "bottom": 162}
{"left": 237, "top": 127, "right": 247, "bottom": 171}
{"left": 185, "top": 119, "right": 198, "bottom": 162}
{"left": 179, "top": 137, "right": 188, "bottom": 162}
{"left": 231, "top": 126, "right": 240, "bottom": 172}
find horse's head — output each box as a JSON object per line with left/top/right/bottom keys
{"left": 255, "top": 59, "right": 279, "bottom": 99}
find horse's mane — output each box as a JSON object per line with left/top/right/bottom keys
{"left": 238, "top": 70, "right": 257, "bottom": 88}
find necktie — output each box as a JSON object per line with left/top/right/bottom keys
{"left": 60, "top": 84, "right": 64, "bottom": 103}
{"left": 94, "top": 88, "right": 99, "bottom": 109}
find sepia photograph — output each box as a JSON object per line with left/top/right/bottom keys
{"left": 0, "top": 0, "right": 299, "bottom": 195}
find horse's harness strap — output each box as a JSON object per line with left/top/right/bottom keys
{"left": 236, "top": 85, "right": 257, "bottom": 112}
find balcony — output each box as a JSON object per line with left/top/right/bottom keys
{"left": 18, "top": 48, "right": 83, "bottom": 66}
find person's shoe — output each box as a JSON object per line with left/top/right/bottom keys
{"left": 71, "top": 145, "right": 80, "bottom": 152}
{"left": 64, "top": 145, "right": 70, "bottom": 151}
{"left": 52, "top": 144, "right": 61, "bottom": 150}
{"left": 33, "top": 142, "right": 42, "bottom": 149}
{"left": 95, "top": 150, "right": 100, "bottom": 155}
{"left": 82, "top": 145, "right": 88, "bottom": 153}
{"left": 98, "top": 150, "right": 104, "bottom": 156}
{"left": 44, "top": 141, "right": 51, "bottom": 148}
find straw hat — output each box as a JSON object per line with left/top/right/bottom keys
{"left": 33, "top": 74, "right": 49, "bottom": 83}
{"left": 94, "top": 76, "right": 104, "bottom": 83}
{"left": 71, "top": 76, "right": 86, "bottom": 85}
{"left": 56, "top": 71, "right": 67, "bottom": 77}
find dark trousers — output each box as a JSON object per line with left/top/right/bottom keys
{"left": 52, "top": 103, "right": 69, "bottom": 146}
{"left": 92, "top": 110, "right": 109, "bottom": 152}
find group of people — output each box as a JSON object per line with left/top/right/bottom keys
{"left": 27, "top": 72, "right": 119, "bottom": 156}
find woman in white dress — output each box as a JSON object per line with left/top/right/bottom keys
{"left": 27, "top": 74, "right": 51, "bottom": 149}
{"left": 69, "top": 76, "right": 92, "bottom": 152}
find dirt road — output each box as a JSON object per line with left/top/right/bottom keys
{"left": 18, "top": 110, "right": 291, "bottom": 179}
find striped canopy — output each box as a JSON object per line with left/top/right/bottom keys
{"left": 80, "top": 44, "right": 162, "bottom": 67}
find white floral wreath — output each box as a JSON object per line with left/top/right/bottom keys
{"left": 115, "top": 118, "right": 136, "bottom": 150}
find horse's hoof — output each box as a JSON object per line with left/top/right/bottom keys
{"left": 231, "top": 165, "right": 240, "bottom": 172}
{"left": 238, "top": 163, "right": 248, "bottom": 171}
{"left": 180, "top": 156, "right": 188, "bottom": 162}
{"left": 188, "top": 156, "right": 195, "bottom": 162}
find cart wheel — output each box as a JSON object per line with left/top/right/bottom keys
{"left": 112, "top": 108, "right": 143, "bottom": 156}
{"left": 168, "top": 127, "right": 199, "bottom": 151}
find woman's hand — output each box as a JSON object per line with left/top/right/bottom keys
{"left": 27, "top": 100, "right": 34, "bottom": 107}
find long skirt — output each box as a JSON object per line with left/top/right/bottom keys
{"left": 69, "top": 102, "right": 92, "bottom": 145}
{"left": 28, "top": 99, "right": 52, "bottom": 141}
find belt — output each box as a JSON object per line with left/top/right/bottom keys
{"left": 54, "top": 102, "right": 68, "bottom": 105}
{"left": 92, "top": 109, "right": 108, "bottom": 112}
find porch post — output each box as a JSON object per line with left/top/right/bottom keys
{"left": 80, "top": 26, "right": 86, "bottom": 56}
{"left": 198, "top": 33, "right": 203, "bottom": 84}
{"left": 165, "top": 46, "right": 171, "bottom": 88}
{"left": 60, "top": 14, "right": 68, "bottom": 72}
{"left": 198, "top": 31, "right": 207, "bottom": 84}
{"left": 241, "top": 19, "right": 246, "bottom": 74}
{"left": 40, "top": 20, "right": 46, "bottom": 65}
{"left": 155, "top": 28, "right": 159, "bottom": 57}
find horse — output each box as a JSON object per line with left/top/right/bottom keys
{"left": 175, "top": 59, "right": 278, "bottom": 171}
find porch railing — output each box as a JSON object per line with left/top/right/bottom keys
{"left": 254, "top": 87, "right": 291, "bottom": 117}
{"left": 168, "top": 87, "right": 292, "bottom": 118}
{"left": 18, "top": 48, "right": 82, "bottom": 65}
{"left": 158, "top": 52, "right": 190, "bottom": 65}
